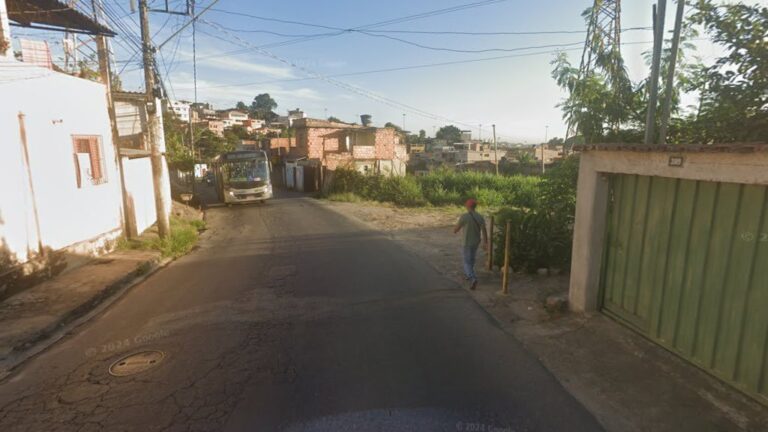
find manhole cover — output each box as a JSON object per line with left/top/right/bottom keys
{"left": 109, "top": 350, "right": 165, "bottom": 377}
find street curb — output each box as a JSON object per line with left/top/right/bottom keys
{"left": 0, "top": 255, "right": 173, "bottom": 381}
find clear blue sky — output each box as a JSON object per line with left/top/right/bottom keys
{"left": 114, "top": 0, "right": 746, "bottom": 142}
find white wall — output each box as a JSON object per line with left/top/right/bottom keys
{"left": 122, "top": 157, "right": 157, "bottom": 234}
{"left": 0, "top": 60, "right": 122, "bottom": 266}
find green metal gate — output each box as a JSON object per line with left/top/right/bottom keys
{"left": 602, "top": 174, "right": 768, "bottom": 403}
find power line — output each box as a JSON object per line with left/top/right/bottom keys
{"left": 185, "top": 38, "right": 665, "bottom": 90}
{"left": 356, "top": 31, "right": 586, "bottom": 53}
{"left": 209, "top": 0, "right": 510, "bottom": 50}
{"left": 197, "top": 19, "right": 505, "bottom": 134}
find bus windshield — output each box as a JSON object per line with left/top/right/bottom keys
{"left": 223, "top": 159, "right": 270, "bottom": 189}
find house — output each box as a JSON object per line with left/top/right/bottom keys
{"left": 190, "top": 103, "right": 217, "bottom": 123}
{"left": 0, "top": 0, "right": 169, "bottom": 298}
{"left": 112, "top": 91, "right": 172, "bottom": 235}
{"left": 242, "top": 118, "right": 265, "bottom": 133}
{"left": 289, "top": 118, "right": 408, "bottom": 176}
{"left": 453, "top": 142, "right": 494, "bottom": 164}
{"left": 218, "top": 109, "right": 249, "bottom": 125}
{"left": 203, "top": 120, "right": 225, "bottom": 137}
{"left": 272, "top": 108, "right": 306, "bottom": 127}
{"left": 164, "top": 100, "right": 191, "bottom": 122}
{"left": 269, "top": 137, "right": 296, "bottom": 157}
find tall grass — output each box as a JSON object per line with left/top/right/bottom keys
{"left": 327, "top": 156, "right": 580, "bottom": 273}
{"left": 327, "top": 168, "right": 541, "bottom": 208}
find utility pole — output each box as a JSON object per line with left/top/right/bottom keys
{"left": 139, "top": 0, "right": 171, "bottom": 239}
{"left": 492, "top": 124, "right": 498, "bottom": 175}
{"left": 93, "top": 0, "right": 137, "bottom": 238}
{"left": 659, "top": 0, "right": 685, "bottom": 145}
{"left": 188, "top": 0, "right": 197, "bottom": 202}
{"left": 644, "top": 0, "right": 666, "bottom": 144}
{"left": 478, "top": 124, "right": 482, "bottom": 142}
{"left": 542, "top": 125, "right": 548, "bottom": 175}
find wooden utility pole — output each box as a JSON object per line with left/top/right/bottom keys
{"left": 487, "top": 216, "right": 494, "bottom": 270}
{"left": 659, "top": 0, "right": 685, "bottom": 145}
{"left": 492, "top": 124, "right": 498, "bottom": 175}
{"left": 93, "top": 0, "right": 137, "bottom": 238}
{"left": 139, "top": 0, "right": 171, "bottom": 239}
{"left": 644, "top": 0, "right": 667, "bottom": 144}
{"left": 502, "top": 220, "right": 511, "bottom": 294}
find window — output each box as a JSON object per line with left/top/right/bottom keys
{"left": 72, "top": 135, "right": 107, "bottom": 187}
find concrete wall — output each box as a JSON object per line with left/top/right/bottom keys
{"left": 569, "top": 149, "right": 768, "bottom": 312}
{"left": 122, "top": 157, "right": 157, "bottom": 234}
{"left": 0, "top": 63, "right": 123, "bottom": 268}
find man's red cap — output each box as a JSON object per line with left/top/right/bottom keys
{"left": 465, "top": 198, "right": 477, "bottom": 208}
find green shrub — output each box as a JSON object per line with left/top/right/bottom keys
{"left": 118, "top": 216, "right": 204, "bottom": 258}
{"left": 327, "top": 192, "right": 363, "bottom": 203}
{"left": 491, "top": 155, "right": 579, "bottom": 272}
{"left": 325, "top": 159, "right": 579, "bottom": 271}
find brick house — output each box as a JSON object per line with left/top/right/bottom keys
{"left": 289, "top": 118, "right": 408, "bottom": 176}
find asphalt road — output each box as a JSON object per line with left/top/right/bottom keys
{"left": 0, "top": 192, "right": 603, "bottom": 431}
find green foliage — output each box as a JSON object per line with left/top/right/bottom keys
{"left": 492, "top": 156, "right": 579, "bottom": 272}
{"left": 553, "top": 1, "right": 767, "bottom": 144}
{"left": 326, "top": 192, "right": 363, "bottom": 203}
{"left": 163, "top": 113, "right": 194, "bottom": 170}
{"left": 327, "top": 168, "right": 541, "bottom": 208}
{"left": 118, "top": 217, "right": 205, "bottom": 258}
{"left": 328, "top": 116, "right": 343, "bottom": 123}
{"left": 328, "top": 157, "right": 580, "bottom": 271}
{"left": 250, "top": 93, "right": 278, "bottom": 120}
{"left": 195, "top": 128, "right": 234, "bottom": 161}
{"left": 682, "top": 0, "right": 768, "bottom": 143}
{"left": 435, "top": 125, "right": 463, "bottom": 143}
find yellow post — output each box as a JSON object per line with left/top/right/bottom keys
{"left": 487, "top": 216, "right": 494, "bottom": 270}
{"left": 502, "top": 220, "right": 512, "bottom": 294}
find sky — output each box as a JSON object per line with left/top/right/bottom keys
{"left": 86, "top": 0, "right": 767, "bottom": 142}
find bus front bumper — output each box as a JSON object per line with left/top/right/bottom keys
{"left": 224, "top": 186, "right": 273, "bottom": 203}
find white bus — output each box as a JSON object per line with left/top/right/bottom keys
{"left": 212, "top": 150, "right": 273, "bottom": 205}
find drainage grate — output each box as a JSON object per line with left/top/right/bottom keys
{"left": 109, "top": 350, "right": 165, "bottom": 377}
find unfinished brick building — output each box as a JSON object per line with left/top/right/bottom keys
{"left": 286, "top": 118, "right": 408, "bottom": 176}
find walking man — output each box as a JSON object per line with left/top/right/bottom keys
{"left": 453, "top": 198, "right": 488, "bottom": 290}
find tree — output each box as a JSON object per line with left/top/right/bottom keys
{"left": 547, "top": 137, "right": 565, "bottom": 146}
{"left": 435, "top": 125, "right": 462, "bottom": 143}
{"left": 250, "top": 93, "right": 277, "bottom": 120}
{"left": 163, "top": 113, "right": 193, "bottom": 171}
{"left": 196, "top": 128, "right": 234, "bottom": 160}
{"left": 235, "top": 101, "right": 248, "bottom": 111}
{"left": 384, "top": 121, "right": 402, "bottom": 132}
{"left": 328, "top": 116, "right": 342, "bottom": 123}
{"left": 419, "top": 129, "right": 426, "bottom": 140}
{"left": 679, "top": 0, "right": 768, "bottom": 143}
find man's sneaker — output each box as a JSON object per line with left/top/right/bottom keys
{"left": 470, "top": 279, "right": 478, "bottom": 291}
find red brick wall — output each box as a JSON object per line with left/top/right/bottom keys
{"left": 293, "top": 125, "right": 406, "bottom": 169}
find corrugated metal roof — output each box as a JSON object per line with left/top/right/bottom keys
{"left": 574, "top": 143, "right": 768, "bottom": 153}
{"left": 7, "top": 0, "right": 116, "bottom": 36}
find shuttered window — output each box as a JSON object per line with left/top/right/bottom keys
{"left": 72, "top": 136, "right": 107, "bottom": 187}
